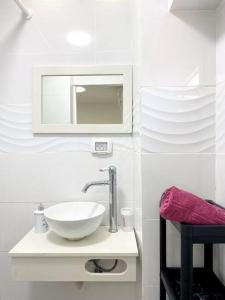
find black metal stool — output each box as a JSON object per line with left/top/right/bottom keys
{"left": 160, "top": 201, "right": 225, "bottom": 300}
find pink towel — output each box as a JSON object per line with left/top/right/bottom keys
{"left": 160, "top": 186, "right": 225, "bottom": 225}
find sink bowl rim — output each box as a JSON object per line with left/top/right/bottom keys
{"left": 44, "top": 201, "right": 106, "bottom": 223}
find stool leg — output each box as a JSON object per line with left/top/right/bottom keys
{"left": 160, "top": 217, "right": 166, "bottom": 300}
{"left": 181, "top": 235, "right": 193, "bottom": 300}
{"left": 160, "top": 279, "right": 166, "bottom": 300}
{"left": 204, "top": 244, "right": 213, "bottom": 271}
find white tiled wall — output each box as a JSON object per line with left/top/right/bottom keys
{"left": 141, "top": 154, "right": 215, "bottom": 299}
{"left": 0, "top": 152, "right": 134, "bottom": 250}
{"left": 216, "top": 81, "right": 225, "bottom": 153}
{"left": 0, "top": 0, "right": 136, "bottom": 299}
{"left": 216, "top": 0, "right": 225, "bottom": 85}
{"left": 0, "top": 1, "right": 219, "bottom": 300}
{"left": 141, "top": 87, "right": 215, "bottom": 153}
{"left": 140, "top": 1, "right": 216, "bottom": 87}
{"left": 216, "top": 0, "right": 225, "bottom": 284}
{"left": 137, "top": 1, "right": 216, "bottom": 299}
{"left": 142, "top": 154, "right": 215, "bottom": 220}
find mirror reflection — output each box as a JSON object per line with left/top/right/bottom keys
{"left": 75, "top": 85, "right": 123, "bottom": 124}
{"left": 42, "top": 76, "right": 71, "bottom": 124}
{"left": 42, "top": 75, "right": 123, "bottom": 125}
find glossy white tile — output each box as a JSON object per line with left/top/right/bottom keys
{"left": 0, "top": 104, "right": 133, "bottom": 152}
{"left": 133, "top": 151, "right": 142, "bottom": 240}
{"left": 140, "top": 1, "right": 215, "bottom": 86}
{"left": 0, "top": 2, "right": 50, "bottom": 55}
{"left": 0, "top": 152, "right": 133, "bottom": 204}
{"left": 141, "top": 87, "right": 215, "bottom": 153}
{"left": 142, "top": 154, "right": 215, "bottom": 220}
{"left": 142, "top": 219, "right": 204, "bottom": 287}
{"left": 0, "top": 1, "right": 219, "bottom": 300}
{"left": 95, "top": 0, "right": 133, "bottom": 53}
{"left": 215, "top": 155, "right": 225, "bottom": 205}
{"left": 0, "top": 203, "right": 34, "bottom": 251}
{"left": 0, "top": 54, "right": 95, "bottom": 104}
{"left": 142, "top": 220, "right": 154, "bottom": 286}
{"left": 216, "top": 80, "right": 225, "bottom": 153}
{"left": 215, "top": 4, "right": 225, "bottom": 289}
{"left": 95, "top": 51, "right": 133, "bottom": 64}
{"left": 143, "top": 285, "right": 159, "bottom": 300}
{"left": 21, "top": 0, "right": 95, "bottom": 54}
{"left": 216, "top": 1, "right": 225, "bottom": 84}
{"left": 166, "top": 222, "right": 204, "bottom": 268}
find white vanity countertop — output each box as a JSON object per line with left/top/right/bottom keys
{"left": 9, "top": 226, "right": 138, "bottom": 258}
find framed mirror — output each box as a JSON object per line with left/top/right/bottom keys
{"left": 32, "top": 66, "right": 132, "bottom": 133}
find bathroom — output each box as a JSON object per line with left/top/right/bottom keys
{"left": 1, "top": 0, "right": 225, "bottom": 299}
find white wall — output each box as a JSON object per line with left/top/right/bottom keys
{"left": 0, "top": 1, "right": 219, "bottom": 299}
{"left": 132, "top": 1, "right": 143, "bottom": 299}
{"left": 216, "top": 0, "right": 225, "bottom": 283}
{"left": 0, "top": 0, "right": 137, "bottom": 299}
{"left": 136, "top": 1, "right": 216, "bottom": 299}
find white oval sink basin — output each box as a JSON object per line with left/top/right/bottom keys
{"left": 44, "top": 202, "right": 105, "bottom": 240}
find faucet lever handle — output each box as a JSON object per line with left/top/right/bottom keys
{"left": 99, "top": 166, "right": 116, "bottom": 174}
{"left": 99, "top": 167, "right": 109, "bottom": 172}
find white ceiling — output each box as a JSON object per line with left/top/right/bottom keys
{"left": 169, "top": 0, "right": 222, "bottom": 11}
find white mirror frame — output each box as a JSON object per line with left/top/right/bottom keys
{"left": 32, "top": 65, "right": 133, "bottom": 133}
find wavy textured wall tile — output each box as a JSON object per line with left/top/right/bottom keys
{"left": 140, "top": 87, "right": 215, "bottom": 153}
{"left": 216, "top": 80, "right": 225, "bottom": 153}
{"left": 132, "top": 100, "right": 141, "bottom": 152}
{"left": 0, "top": 104, "right": 133, "bottom": 153}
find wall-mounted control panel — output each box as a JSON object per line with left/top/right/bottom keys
{"left": 91, "top": 139, "right": 113, "bottom": 155}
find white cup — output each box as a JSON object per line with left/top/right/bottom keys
{"left": 121, "top": 208, "right": 133, "bottom": 232}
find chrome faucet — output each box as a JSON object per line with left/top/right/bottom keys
{"left": 82, "top": 166, "right": 118, "bottom": 233}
